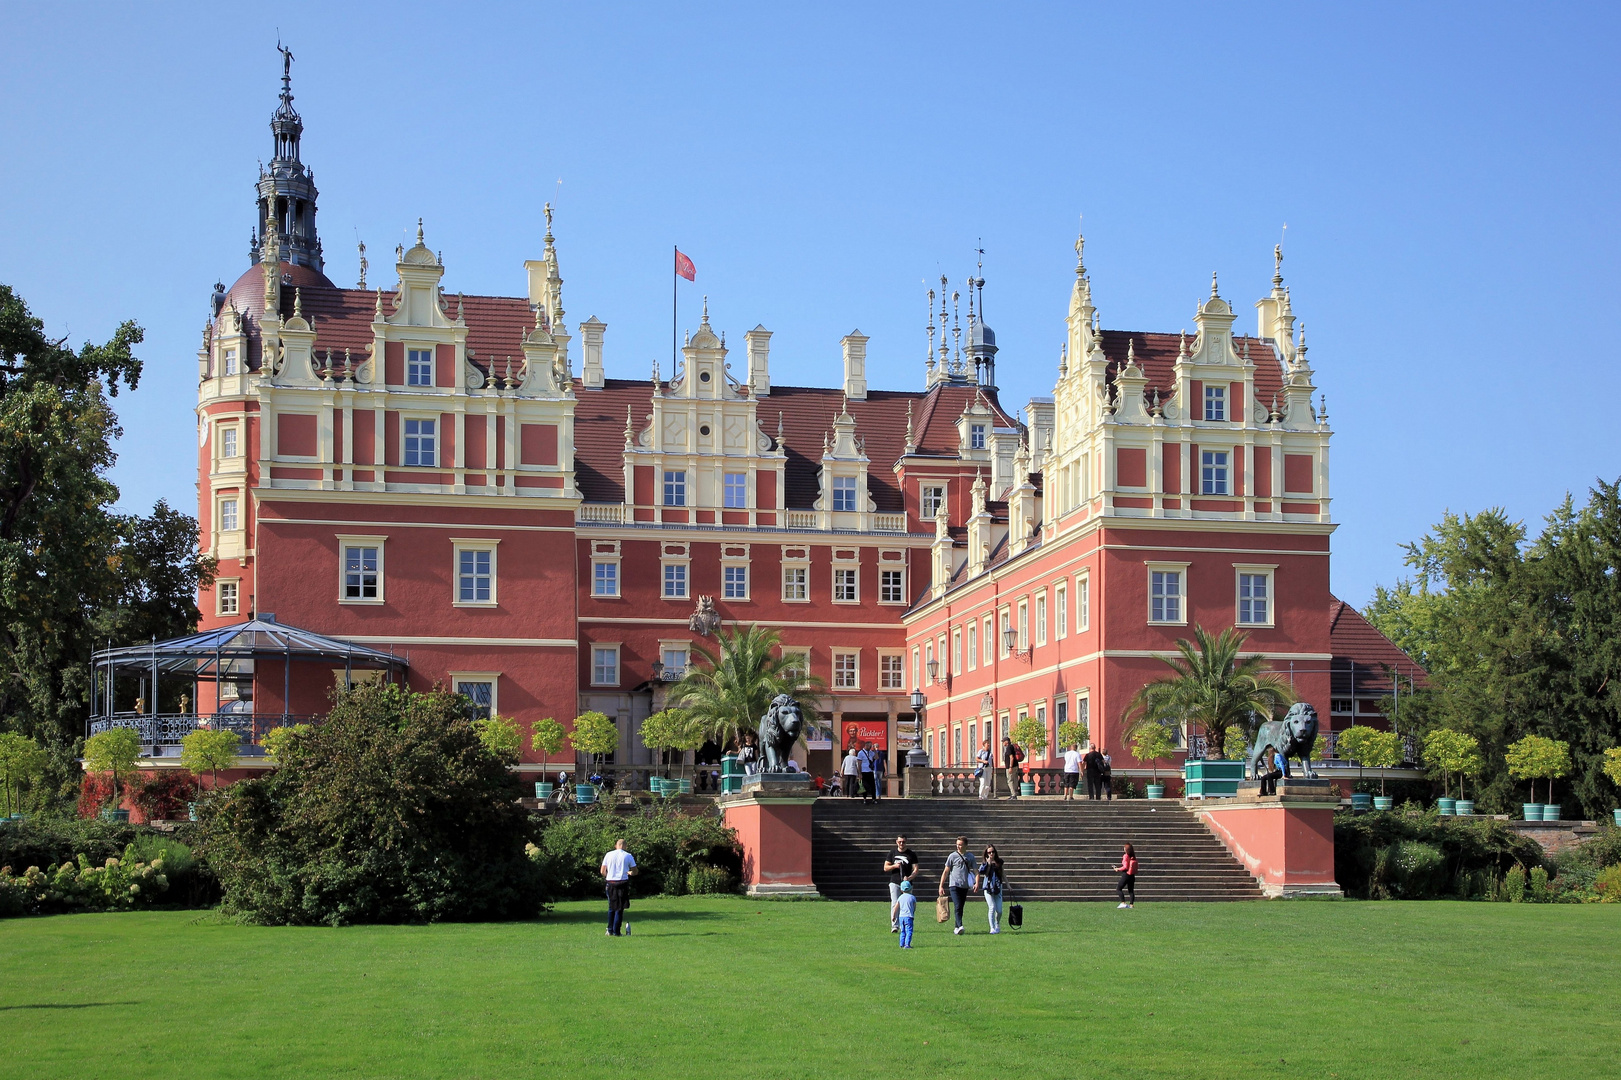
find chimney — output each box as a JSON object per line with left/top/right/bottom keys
{"left": 745, "top": 324, "right": 772, "bottom": 397}
{"left": 841, "top": 330, "right": 869, "bottom": 400}
{"left": 579, "top": 317, "right": 606, "bottom": 389}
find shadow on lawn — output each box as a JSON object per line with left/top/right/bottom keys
{"left": 0, "top": 1002, "right": 140, "bottom": 1011}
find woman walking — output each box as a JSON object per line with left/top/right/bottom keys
{"left": 976, "top": 844, "right": 1006, "bottom": 934}
{"left": 938, "top": 835, "right": 975, "bottom": 935}
{"left": 1116, "top": 842, "right": 1138, "bottom": 909}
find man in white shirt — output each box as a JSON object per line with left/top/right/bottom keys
{"left": 1062, "top": 745, "right": 1084, "bottom": 801}
{"left": 600, "top": 838, "right": 638, "bottom": 936}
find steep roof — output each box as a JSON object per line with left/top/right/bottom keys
{"left": 1329, "top": 595, "right": 1428, "bottom": 696}
{"left": 1096, "top": 329, "right": 1287, "bottom": 414}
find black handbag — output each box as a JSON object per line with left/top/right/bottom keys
{"left": 1008, "top": 902, "right": 1023, "bottom": 928}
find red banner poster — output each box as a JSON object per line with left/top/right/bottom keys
{"left": 843, "top": 720, "right": 888, "bottom": 751}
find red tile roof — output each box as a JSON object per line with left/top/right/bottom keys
{"left": 1096, "top": 329, "right": 1287, "bottom": 415}
{"left": 1329, "top": 595, "right": 1428, "bottom": 696}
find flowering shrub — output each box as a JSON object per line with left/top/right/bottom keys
{"left": 129, "top": 771, "right": 199, "bottom": 822}
{"left": 77, "top": 772, "right": 117, "bottom": 819}
{"left": 0, "top": 853, "right": 170, "bottom": 917}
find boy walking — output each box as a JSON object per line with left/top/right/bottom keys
{"left": 896, "top": 881, "right": 917, "bottom": 948}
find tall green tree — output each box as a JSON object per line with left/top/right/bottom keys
{"left": 667, "top": 626, "right": 825, "bottom": 750}
{"left": 1121, "top": 625, "right": 1296, "bottom": 760}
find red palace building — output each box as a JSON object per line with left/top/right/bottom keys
{"left": 182, "top": 68, "right": 1414, "bottom": 785}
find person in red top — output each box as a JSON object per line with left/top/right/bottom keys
{"left": 1116, "top": 843, "right": 1138, "bottom": 909}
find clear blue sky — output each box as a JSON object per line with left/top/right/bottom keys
{"left": 4, "top": 2, "right": 1616, "bottom": 607}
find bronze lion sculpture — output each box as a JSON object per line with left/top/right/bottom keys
{"left": 758, "top": 694, "right": 805, "bottom": 773}
{"left": 1246, "top": 701, "right": 1320, "bottom": 782}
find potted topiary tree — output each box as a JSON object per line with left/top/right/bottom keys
{"left": 180, "top": 728, "right": 241, "bottom": 803}
{"left": 1129, "top": 719, "right": 1178, "bottom": 799}
{"left": 0, "top": 732, "right": 46, "bottom": 822}
{"left": 1603, "top": 748, "right": 1621, "bottom": 827}
{"left": 1423, "top": 729, "right": 1480, "bottom": 816}
{"left": 568, "top": 711, "right": 619, "bottom": 804}
{"left": 1339, "top": 727, "right": 1402, "bottom": 809}
{"left": 1008, "top": 714, "right": 1048, "bottom": 796}
{"left": 1452, "top": 735, "right": 1482, "bottom": 816}
{"left": 1056, "top": 719, "right": 1089, "bottom": 757}
{"left": 1506, "top": 734, "right": 1571, "bottom": 821}
{"left": 472, "top": 715, "right": 522, "bottom": 761}
{"left": 530, "top": 717, "right": 565, "bottom": 799}
{"left": 639, "top": 708, "right": 679, "bottom": 796}
{"left": 669, "top": 710, "right": 707, "bottom": 795}
{"left": 84, "top": 727, "right": 142, "bottom": 821}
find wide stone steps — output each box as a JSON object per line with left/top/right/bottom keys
{"left": 811, "top": 798, "right": 1263, "bottom": 902}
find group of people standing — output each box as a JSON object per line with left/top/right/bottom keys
{"left": 839, "top": 744, "right": 887, "bottom": 803}
{"left": 1060, "top": 745, "right": 1114, "bottom": 801}
{"left": 974, "top": 736, "right": 1030, "bottom": 799}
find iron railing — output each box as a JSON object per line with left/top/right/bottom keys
{"left": 89, "top": 712, "right": 316, "bottom": 750}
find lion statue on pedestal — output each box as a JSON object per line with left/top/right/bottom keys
{"left": 1246, "top": 701, "right": 1320, "bottom": 781}
{"left": 758, "top": 694, "right": 805, "bottom": 773}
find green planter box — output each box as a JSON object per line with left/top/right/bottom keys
{"left": 1543, "top": 805, "right": 1562, "bottom": 822}
{"left": 1183, "top": 759, "right": 1244, "bottom": 798}
{"left": 575, "top": 783, "right": 597, "bottom": 805}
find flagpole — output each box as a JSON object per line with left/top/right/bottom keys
{"left": 671, "top": 245, "right": 677, "bottom": 385}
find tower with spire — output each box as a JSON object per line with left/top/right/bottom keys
{"left": 251, "top": 44, "right": 324, "bottom": 273}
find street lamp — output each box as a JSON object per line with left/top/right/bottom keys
{"left": 650, "top": 659, "right": 664, "bottom": 681}
{"left": 909, "top": 687, "right": 926, "bottom": 713}
{"left": 1003, "top": 627, "right": 1019, "bottom": 653}
{"left": 925, "top": 659, "right": 940, "bottom": 683}
{"left": 906, "top": 687, "right": 930, "bottom": 773}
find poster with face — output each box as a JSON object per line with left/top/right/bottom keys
{"left": 843, "top": 720, "right": 888, "bottom": 751}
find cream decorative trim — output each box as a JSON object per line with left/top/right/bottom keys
{"left": 580, "top": 616, "right": 900, "bottom": 631}
{"left": 255, "top": 490, "right": 583, "bottom": 513}
{"left": 266, "top": 515, "right": 576, "bottom": 533}
{"left": 341, "top": 635, "right": 577, "bottom": 647}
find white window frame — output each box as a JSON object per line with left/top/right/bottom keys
{"left": 723, "top": 562, "right": 749, "bottom": 601}
{"left": 831, "top": 475, "right": 858, "bottom": 513}
{"left": 662, "top": 543, "right": 690, "bottom": 600}
{"left": 878, "top": 651, "right": 904, "bottom": 691}
{"left": 591, "top": 645, "right": 620, "bottom": 687}
{"left": 590, "top": 540, "right": 621, "bottom": 598}
{"left": 1148, "top": 562, "right": 1190, "bottom": 625}
{"left": 407, "top": 347, "right": 435, "bottom": 387}
{"left": 218, "top": 496, "right": 239, "bottom": 533}
{"left": 451, "top": 539, "right": 499, "bottom": 607}
{"left": 593, "top": 561, "right": 619, "bottom": 597}
{"left": 1077, "top": 692, "right": 1091, "bottom": 747}
{"left": 1204, "top": 383, "right": 1226, "bottom": 422}
{"left": 983, "top": 615, "right": 995, "bottom": 665}
{"left": 404, "top": 416, "right": 438, "bottom": 468}
{"left": 782, "top": 564, "right": 808, "bottom": 602}
{"left": 723, "top": 471, "right": 748, "bottom": 509}
{"left": 999, "top": 608, "right": 1011, "bottom": 658}
{"left": 833, "top": 650, "right": 860, "bottom": 690}
{"left": 879, "top": 567, "right": 905, "bottom": 605}
{"left": 970, "top": 424, "right": 986, "bottom": 450}
{"left": 220, "top": 426, "right": 240, "bottom": 460}
{"left": 832, "top": 566, "right": 859, "bottom": 604}
{"left": 920, "top": 483, "right": 945, "bottom": 521}
{"left": 662, "top": 470, "right": 687, "bottom": 506}
{"left": 222, "top": 347, "right": 238, "bottom": 376}
{"left": 1035, "top": 591, "right": 1048, "bottom": 646}
{"left": 912, "top": 647, "right": 921, "bottom": 689}
{"left": 952, "top": 629, "right": 963, "bottom": 676}
{"left": 216, "top": 578, "right": 240, "bottom": 617}
{"left": 451, "top": 673, "right": 500, "bottom": 719}
{"left": 659, "top": 642, "right": 691, "bottom": 681}
{"left": 337, "top": 533, "right": 387, "bottom": 605}
{"left": 1018, "top": 600, "right": 1029, "bottom": 652}
{"left": 1056, "top": 583, "right": 1067, "bottom": 639}
{"left": 1235, "top": 564, "right": 1277, "bottom": 628}
{"left": 780, "top": 646, "right": 811, "bottom": 687}
{"left": 966, "top": 621, "right": 977, "bottom": 671}
{"left": 1200, "top": 450, "right": 1229, "bottom": 496}
{"left": 1078, "top": 572, "right": 1091, "bottom": 632}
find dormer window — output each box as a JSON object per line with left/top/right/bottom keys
{"left": 921, "top": 484, "right": 944, "bottom": 520}
{"left": 223, "top": 348, "right": 238, "bottom": 376}
{"left": 970, "top": 424, "right": 987, "bottom": 450}
{"left": 221, "top": 428, "right": 239, "bottom": 459}
{"left": 1204, "top": 385, "right": 1226, "bottom": 421}
{"left": 407, "top": 348, "right": 434, "bottom": 387}
{"left": 663, "top": 471, "right": 686, "bottom": 506}
{"left": 405, "top": 418, "right": 437, "bottom": 467}
{"left": 832, "top": 476, "right": 858, "bottom": 512}
{"left": 1201, "top": 450, "right": 1229, "bottom": 495}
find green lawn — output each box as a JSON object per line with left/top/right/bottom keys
{"left": 1, "top": 898, "right": 1614, "bottom": 1079}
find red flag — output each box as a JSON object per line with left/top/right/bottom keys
{"left": 675, "top": 249, "right": 696, "bottom": 281}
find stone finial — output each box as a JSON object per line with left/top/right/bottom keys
{"left": 1211, "top": 271, "right": 1220, "bottom": 298}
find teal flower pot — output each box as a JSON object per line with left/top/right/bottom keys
{"left": 1019, "top": 782, "right": 1036, "bottom": 797}
{"left": 1350, "top": 793, "right": 1373, "bottom": 811}
{"left": 679, "top": 779, "right": 693, "bottom": 795}
{"left": 187, "top": 802, "right": 198, "bottom": 822}
{"left": 1373, "top": 796, "right": 1394, "bottom": 811}
{"left": 1523, "top": 803, "right": 1544, "bottom": 821}
{"left": 575, "top": 783, "right": 597, "bottom": 805}
{"left": 1455, "top": 800, "right": 1475, "bottom": 816}
{"left": 1145, "top": 784, "right": 1166, "bottom": 799}
{"left": 1612, "top": 809, "right": 1621, "bottom": 826}
{"left": 534, "top": 782, "right": 554, "bottom": 799}
{"left": 1542, "top": 805, "right": 1562, "bottom": 822}
{"left": 1437, "top": 798, "right": 1456, "bottom": 816}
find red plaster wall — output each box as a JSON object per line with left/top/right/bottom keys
{"left": 1199, "top": 803, "right": 1338, "bottom": 891}
{"left": 465, "top": 414, "right": 487, "bottom": 469}
{"left": 723, "top": 799, "right": 814, "bottom": 889}
{"left": 277, "top": 413, "right": 317, "bottom": 457}
{"left": 435, "top": 344, "right": 456, "bottom": 388}
{"left": 384, "top": 342, "right": 404, "bottom": 386}
{"left": 520, "top": 423, "right": 559, "bottom": 466}
{"left": 1284, "top": 454, "right": 1314, "bottom": 494}
{"left": 352, "top": 410, "right": 375, "bottom": 465}
{"left": 1116, "top": 448, "right": 1147, "bottom": 488}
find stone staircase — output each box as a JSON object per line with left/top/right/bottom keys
{"left": 811, "top": 797, "right": 1263, "bottom": 902}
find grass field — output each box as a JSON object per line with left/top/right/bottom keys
{"left": 1, "top": 897, "right": 1615, "bottom": 1080}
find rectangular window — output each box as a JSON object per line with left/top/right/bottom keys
{"left": 880, "top": 568, "right": 904, "bottom": 604}
{"left": 723, "top": 564, "right": 748, "bottom": 599}
{"left": 954, "top": 725, "right": 962, "bottom": 765}
{"left": 920, "top": 485, "right": 945, "bottom": 520}
{"left": 1204, "top": 384, "right": 1226, "bottom": 422}
{"left": 661, "top": 648, "right": 688, "bottom": 678}
{"left": 782, "top": 566, "right": 808, "bottom": 601}
{"left": 1000, "top": 611, "right": 1011, "bottom": 658}
{"left": 1078, "top": 695, "right": 1090, "bottom": 738}
{"left": 457, "top": 680, "right": 494, "bottom": 719}
{"left": 344, "top": 546, "right": 379, "bottom": 600}
{"left": 723, "top": 472, "right": 748, "bottom": 508}
{"left": 832, "top": 476, "right": 858, "bottom": 512}
{"left": 592, "top": 648, "right": 618, "bottom": 686}
{"left": 404, "top": 418, "right": 437, "bottom": 467}
{"left": 879, "top": 654, "right": 904, "bottom": 690}
{"left": 219, "top": 498, "right": 239, "bottom": 532}
{"left": 1151, "top": 570, "right": 1183, "bottom": 623}
{"left": 1056, "top": 584, "right": 1067, "bottom": 638}
{"left": 1036, "top": 593, "right": 1048, "bottom": 646}
{"left": 1238, "top": 572, "right": 1271, "bottom": 625}
{"left": 952, "top": 630, "right": 963, "bottom": 675}
{"left": 833, "top": 651, "right": 858, "bottom": 689}
{"left": 983, "top": 616, "right": 994, "bottom": 665}
{"left": 407, "top": 348, "right": 434, "bottom": 386}
{"left": 217, "top": 580, "right": 239, "bottom": 616}
{"left": 593, "top": 561, "right": 618, "bottom": 597}
{"left": 457, "top": 549, "right": 493, "bottom": 604}
{"left": 221, "top": 428, "right": 239, "bottom": 459}
{"left": 833, "top": 567, "right": 858, "bottom": 602}
{"left": 1018, "top": 602, "right": 1029, "bottom": 651}
{"left": 781, "top": 648, "right": 810, "bottom": 685}
{"left": 1079, "top": 574, "right": 1091, "bottom": 631}
{"left": 970, "top": 424, "right": 986, "bottom": 450}
{"left": 966, "top": 623, "right": 977, "bottom": 671}
{"left": 662, "top": 470, "right": 686, "bottom": 506}
{"left": 223, "top": 348, "right": 238, "bottom": 376}
{"left": 1201, "top": 450, "right": 1229, "bottom": 495}
{"left": 912, "top": 648, "right": 920, "bottom": 689}
{"left": 968, "top": 722, "right": 977, "bottom": 757}
{"left": 1056, "top": 697, "right": 1067, "bottom": 727}
{"left": 663, "top": 563, "right": 688, "bottom": 599}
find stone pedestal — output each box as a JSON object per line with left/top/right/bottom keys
{"left": 1192, "top": 786, "right": 1342, "bottom": 898}
{"left": 904, "top": 766, "right": 932, "bottom": 798}
{"left": 720, "top": 778, "right": 818, "bottom": 897}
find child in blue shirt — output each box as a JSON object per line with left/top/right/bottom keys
{"left": 897, "top": 880, "right": 917, "bottom": 948}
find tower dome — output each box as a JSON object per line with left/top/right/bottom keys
{"left": 250, "top": 45, "right": 324, "bottom": 274}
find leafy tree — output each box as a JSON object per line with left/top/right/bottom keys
{"left": 1506, "top": 734, "right": 1571, "bottom": 806}
{"left": 1009, "top": 714, "right": 1048, "bottom": 763}
{"left": 1128, "top": 719, "right": 1178, "bottom": 784}
{"left": 92, "top": 500, "right": 217, "bottom": 678}
{"left": 1055, "top": 719, "right": 1089, "bottom": 751}
{"left": 1338, "top": 727, "right": 1403, "bottom": 797}
{"left": 194, "top": 683, "right": 541, "bottom": 925}
{"left": 82, "top": 727, "right": 141, "bottom": 811}
{"left": 180, "top": 727, "right": 240, "bottom": 790}
{"left": 569, "top": 711, "right": 619, "bottom": 771}
{"left": 530, "top": 717, "right": 565, "bottom": 775}
{"left": 1423, "top": 729, "right": 1482, "bottom": 801}
{"left": 472, "top": 716, "right": 521, "bottom": 762}
{"left": 1121, "top": 625, "right": 1296, "bottom": 760}
{"left": 0, "top": 731, "right": 45, "bottom": 815}
{"left": 1603, "top": 747, "right": 1621, "bottom": 793}
{"left": 668, "top": 625, "right": 825, "bottom": 750}
{"left": 261, "top": 723, "right": 312, "bottom": 764}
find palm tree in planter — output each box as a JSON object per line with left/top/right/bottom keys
{"left": 1122, "top": 625, "right": 1296, "bottom": 761}
{"left": 669, "top": 625, "right": 825, "bottom": 753}
{"left": 530, "top": 718, "right": 565, "bottom": 797}
{"left": 1128, "top": 719, "right": 1179, "bottom": 798}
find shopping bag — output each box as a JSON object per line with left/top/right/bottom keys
{"left": 936, "top": 895, "right": 950, "bottom": 923}
{"left": 1008, "top": 903, "right": 1024, "bottom": 928}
